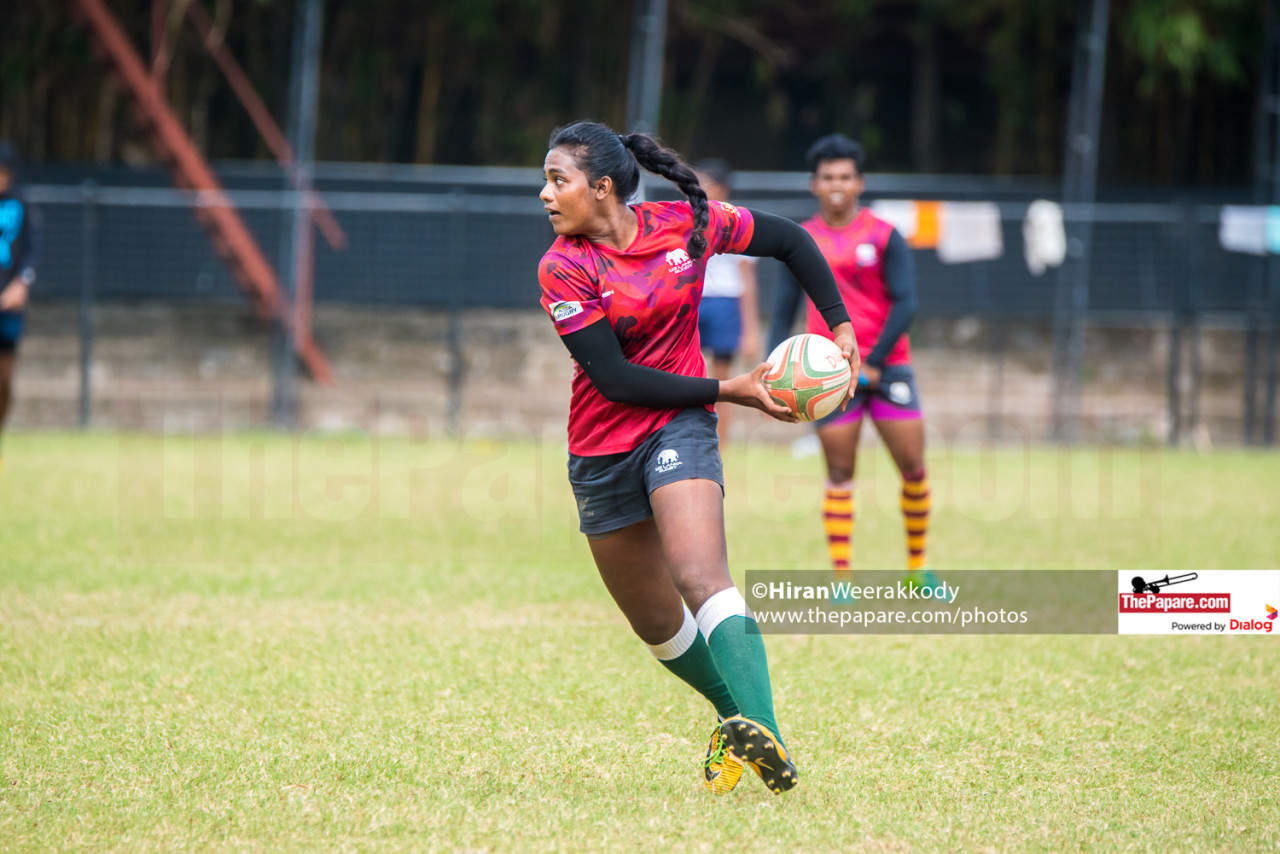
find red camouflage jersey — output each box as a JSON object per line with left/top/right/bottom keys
{"left": 801, "top": 207, "right": 911, "bottom": 366}
{"left": 539, "top": 200, "right": 755, "bottom": 456}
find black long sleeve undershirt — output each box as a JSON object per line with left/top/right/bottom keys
{"left": 558, "top": 209, "right": 850, "bottom": 410}
{"left": 561, "top": 319, "right": 721, "bottom": 408}
{"left": 864, "top": 229, "right": 917, "bottom": 368}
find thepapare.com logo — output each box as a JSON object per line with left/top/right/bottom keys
{"left": 1118, "top": 573, "right": 1230, "bottom": 615}
{"left": 1119, "top": 574, "right": 1273, "bottom": 632}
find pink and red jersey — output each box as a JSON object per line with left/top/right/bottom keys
{"left": 801, "top": 208, "right": 911, "bottom": 366}
{"left": 539, "top": 200, "right": 755, "bottom": 456}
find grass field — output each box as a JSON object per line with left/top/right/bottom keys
{"left": 2, "top": 432, "right": 1278, "bottom": 852}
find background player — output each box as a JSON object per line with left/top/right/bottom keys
{"left": 538, "top": 120, "right": 857, "bottom": 794}
{"left": 694, "top": 159, "right": 761, "bottom": 448}
{"left": 0, "top": 142, "right": 40, "bottom": 469}
{"left": 769, "top": 134, "right": 942, "bottom": 595}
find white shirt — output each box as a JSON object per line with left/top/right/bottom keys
{"left": 702, "top": 253, "right": 758, "bottom": 299}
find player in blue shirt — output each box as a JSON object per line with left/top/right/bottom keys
{"left": 0, "top": 143, "right": 41, "bottom": 468}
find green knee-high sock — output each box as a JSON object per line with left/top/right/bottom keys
{"left": 648, "top": 605, "right": 740, "bottom": 720}
{"left": 698, "top": 590, "right": 783, "bottom": 745}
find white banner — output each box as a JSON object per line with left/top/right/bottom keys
{"left": 1117, "top": 570, "right": 1279, "bottom": 635}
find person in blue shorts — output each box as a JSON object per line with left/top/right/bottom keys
{"left": 0, "top": 142, "right": 39, "bottom": 468}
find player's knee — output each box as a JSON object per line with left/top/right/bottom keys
{"left": 629, "top": 611, "right": 685, "bottom": 646}
{"left": 668, "top": 571, "right": 730, "bottom": 615}
{"left": 900, "top": 464, "right": 926, "bottom": 482}
{"left": 827, "top": 462, "right": 854, "bottom": 483}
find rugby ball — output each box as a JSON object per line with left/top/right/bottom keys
{"left": 763, "top": 334, "right": 851, "bottom": 422}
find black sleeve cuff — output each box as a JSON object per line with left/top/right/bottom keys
{"left": 818, "top": 303, "right": 850, "bottom": 330}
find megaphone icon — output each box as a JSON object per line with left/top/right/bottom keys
{"left": 1130, "top": 573, "right": 1198, "bottom": 595}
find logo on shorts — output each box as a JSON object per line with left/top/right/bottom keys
{"left": 550, "top": 301, "right": 584, "bottom": 322}
{"left": 855, "top": 243, "right": 878, "bottom": 266}
{"left": 888, "top": 381, "right": 912, "bottom": 405}
{"left": 666, "top": 248, "right": 693, "bottom": 274}
{"left": 577, "top": 495, "right": 593, "bottom": 519}
{"left": 655, "top": 448, "right": 683, "bottom": 474}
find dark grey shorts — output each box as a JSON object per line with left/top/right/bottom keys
{"left": 567, "top": 407, "right": 724, "bottom": 536}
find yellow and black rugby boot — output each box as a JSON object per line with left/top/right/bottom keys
{"left": 719, "top": 715, "right": 798, "bottom": 794}
{"left": 703, "top": 723, "right": 745, "bottom": 794}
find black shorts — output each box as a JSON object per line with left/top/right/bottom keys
{"left": 567, "top": 407, "right": 723, "bottom": 536}
{"left": 0, "top": 311, "right": 23, "bottom": 353}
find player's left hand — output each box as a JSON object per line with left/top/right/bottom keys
{"left": 0, "top": 281, "right": 29, "bottom": 311}
{"left": 861, "top": 365, "right": 882, "bottom": 388}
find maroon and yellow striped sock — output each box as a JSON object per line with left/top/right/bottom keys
{"left": 822, "top": 481, "right": 854, "bottom": 577}
{"left": 901, "top": 470, "right": 930, "bottom": 571}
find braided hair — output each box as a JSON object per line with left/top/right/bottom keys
{"left": 547, "top": 121, "right": 710, "bottom": 260}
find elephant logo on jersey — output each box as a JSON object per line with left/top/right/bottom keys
{"left": 655, "top": 448, "right": 683, "bottom": 473}
{"left": 666, "top": 248, "right": 693, "bottom": 274}
{"left": 855, "top": 243, "right": 878, "bottom": 266}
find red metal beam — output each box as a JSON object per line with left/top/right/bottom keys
{"left": 184, "top": 0, "right": 346, "bottom": 251}
{"left": 67, "top": 0, "right": 333, "bottom": 384}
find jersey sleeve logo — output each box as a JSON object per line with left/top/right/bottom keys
{"left": 666, "top": 248, "right": 693, "bottom": 274}
{"left": 549, "top": 300, "right": 585, "bottom": 321}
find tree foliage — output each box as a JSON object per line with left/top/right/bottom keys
{"left": 0, "top": 0, "right": 1264, "bottom": 184}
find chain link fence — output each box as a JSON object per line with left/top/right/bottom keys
{"left": 17, "top": 163, "right": 1280, "bottom": 444}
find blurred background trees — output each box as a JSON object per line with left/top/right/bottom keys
{"left": 0, "top": 0, "right": 1264, "bottom": 183}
